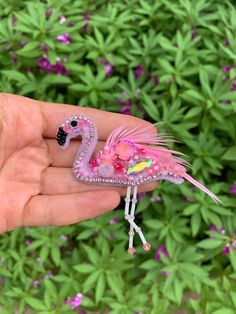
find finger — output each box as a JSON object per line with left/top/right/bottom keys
{"left": 40, "top": 166, "right": 158, "bottom": 195}
{"left": 40, "top": 103, "right": 155, "bottom": 140}
{"left": 22, "top": 191, "right": 121, "bottom": 227}
{"left": 46, "top": 138, "right": 106, "bottom": 167}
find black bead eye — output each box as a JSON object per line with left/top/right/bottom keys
{"left": 70, "top": 120, "right": 77, "bottom": 127}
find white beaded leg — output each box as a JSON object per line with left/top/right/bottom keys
{"left": 128, "top": 185, "right": 137, "bottom": 254}
{"left": 124, "top": 186, "right": 151, "bottom": 254}
{"left": 124, "top": 186, "right": 135, "bottom": 254}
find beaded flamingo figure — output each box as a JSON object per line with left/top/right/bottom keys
{"left": 57, "top": 114, "right": 222, "bottom": 255}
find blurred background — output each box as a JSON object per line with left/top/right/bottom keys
{"left": 0, "top": 0, "right": 236, "bottom": 313}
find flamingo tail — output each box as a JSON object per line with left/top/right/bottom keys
{"left": 183, "top": 173, "right": 223, "bottom": 204}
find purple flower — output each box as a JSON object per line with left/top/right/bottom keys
{"left": 161, "top": 271, "right": 171, "bottom": 277}
{"left": 44, "top": 271, "right": 53, "bottom": 280}
{"left": 38, "top": 56, "right": 52, "bottom": 73}
{"left": 191, "top": 31, "right": 196, "bottom": 40}
{"left": 232, "top": 241, "right": 236, "bottom": 250}
{"left": 57, "top": 33, "right": 72, "bottom": 45}
{"left": 110, "top": 217, "right": 119, "bottom": 224}
{"left": 59, "top": 16, "right": 66, "bottom": 24}
{"left": 134, "top": 65, "right": 144, "bottom": 79}
{"left": 150, "top": 196, "right": 162, "bottom": 203}
{"left": 224, "top": 38, "right": 229, "bottom": 46}
{"left": 45, "top": 8, "right": 53, "bottom": 19}
{"left": 65, "top": 293, "right": 83, "bottom": 310}
{"left": 12, "top": 52, "right": 17, "bottom": 64}
{"left": 209, "top": 225, "right": 225, "bottom": 235}
{"left": 182, "top": 195, "right": 193, "bottom": 203}
{"left": 100, "top": 58, "right": 114, "bottom": 76}
{"left": 60, "top": 234, "right": 68, "bottom": 241}
{"left": 25, "top": 239, "right": 32, "bottom": 245}
{"left": 231, "top": 78, "right": 236, "bottom": 91}
{"left": 155, "top": 246, "right": 169, "bottom": 261}
{"left": 12, "top": 17, "right": 17, "bottom": 27}
{"left": 32, "top": 280, "right": 40, "bottom": 288}
{"left": 121, "top": 106, "right": 132, "bottom": 115}
{"left": 52, "top": 60, "right": 69, "bottom": 76}
{"left": 151, "top": 74, "right": 159, "bottom": 86}
{"left": 137, "top": 192, "right": 145, "bottom": 200}
{"left": 223, "top": 66, "right": 230, "bottom": 73}
{"left": 229, "top": 184, "right": 236, "bottom": 195}
{"left": 223, "top": 243, "right": 230, "bottom": 255}
{"left": 82, "top": 14, "right": 90, "bottom": 32}
{"left": 40, "top": 44, "right": 48, "bottom": 53}
{"left": 20, "top": 40, "right": 28, "bottom": 46}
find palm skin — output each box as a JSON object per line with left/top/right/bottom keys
{"left": 0, "top": 93, "right": 156, "bottom": 234}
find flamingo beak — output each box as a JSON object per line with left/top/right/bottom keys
{"left": 56, "top": 127, "right": 68, "bottom": 148}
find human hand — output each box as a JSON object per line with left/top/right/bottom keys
{"left": 0, "top": 93, "right": 157, "bottom": 234}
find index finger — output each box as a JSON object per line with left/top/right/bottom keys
{"left": 38, "top": 100, "right": 155, "bottom": 140}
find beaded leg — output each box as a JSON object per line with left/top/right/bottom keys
{"left": 124, "top": 186, "right": 135, "bottom": 254}
{"left": 128, "top": 185, "right": 137, "bottom": 254}
{"left": 125, "top": 186, "right": 151, "bottom": 254}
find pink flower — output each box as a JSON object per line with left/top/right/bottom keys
{"left": 161, "top": 271, "right": 171, "bottom": 277}
{"left": 59, "top": 16, "right": 66, "bottom": 24}
{"left": 155, "top": 246, "right": 169, "bottom": 261}
{"left": 65, "top": 293, "right": 83, "bottom": 310}
{"left": 100, "top": 58, "right": 114, "bottom": 76}
{"left": 134, "top": 65, "right": 144, "bottom": 79}
{"left": 57, "top": 33, "right": 72, "bottom": 45}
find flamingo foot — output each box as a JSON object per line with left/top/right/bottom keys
{"left": 127, "top": 247, "right": 136, "bottom": 255}
{"left": 143, "top": 242, "right": 151, "bottom": 251}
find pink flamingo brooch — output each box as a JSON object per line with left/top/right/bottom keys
{"left": 57, "top": 115, "right": 222, "bottom": 255}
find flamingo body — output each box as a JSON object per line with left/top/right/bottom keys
{"left": 57, "top": 114, "right": 222, "bottom": 254}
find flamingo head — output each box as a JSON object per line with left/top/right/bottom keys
{"left": 56, "top": 115, "right": 90, "bottom": 149}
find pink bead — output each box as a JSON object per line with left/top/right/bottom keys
{"left": 90, "top": 159, "right": 99, "bottom": 167}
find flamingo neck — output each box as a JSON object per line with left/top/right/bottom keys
{"left": 73, "top": 120, "right": 98, "bottom": 174}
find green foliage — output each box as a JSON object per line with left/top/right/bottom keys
{"left": 0, "top": 0, "right": 236, "bottom": 313}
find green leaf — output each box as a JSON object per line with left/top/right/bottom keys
{"left": 95, "top": 273, "right": 106, "bottom": 303}
{"left": 74, "top": 264, "right": 96, "bottom": 274}
{"left": 51, "top": 246, "right": 61, "bottom": 266}
{"left": 83, "top": 270, "right": 100, "bottom": 293}
{"left": 142, "top": 93, "right": 159, "bottom": 121}
{"left": 222, "top": 146, "right": 236, "bottom": 161}
{"left": 17, "top": 41, "right": 40, "bottom": 57}
{"left": 98, "top": 77, "right": 119, "bottom": 90}
{"left": 1, "top": 70, "right": 29, "bottom": 83}
{"left": 229, "top": 245, "right": 236, "bottom": 271}
{"left": 212, "top": 308, "right": 235, "bottom": 314}
{"left": 199, "top": 67, "right": 212, "bottom": 97}
{"left": 197, "top": 239, "right": 223, "bottom": 249}
{"left": 191, "top": 211, "right": 201, "bottom": 236}
{"left": 25, "top": 298, "right": 46, "bottom": 310}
